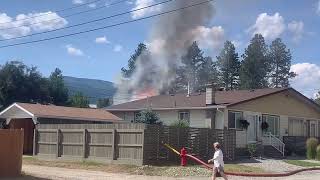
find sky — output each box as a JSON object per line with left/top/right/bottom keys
{"left": 0, "top": 0, "right": 319, "bottom": 98}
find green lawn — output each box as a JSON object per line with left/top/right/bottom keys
{"left": 283, "top": 160, "right": 320, "bottom": 167}
{"left": 23, "top": 157, "right": 265, "bottom": 177}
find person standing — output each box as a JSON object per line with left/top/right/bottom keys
{"left": 208, "top": 142, "right": 228, "bottom": 180}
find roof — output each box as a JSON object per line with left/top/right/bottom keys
{"left": 107, "top": 88, "right": 288, "bottom": 111}
{"left": 0, "top": 103, "right": 122, "bottom": 122}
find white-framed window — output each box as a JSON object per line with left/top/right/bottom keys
{"left": 262, "top": 114, "right": 280, "bottom": 136}
{"left": 288, "top": 118, "right": 304, "bottom": 136}
{"left": 179, "top": 111, "right": 190, "bottom": 124}
{"left": 228, "top": 111, "right": 243, "bottom": 129}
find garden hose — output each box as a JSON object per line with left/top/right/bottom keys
{"left": 163, "top": 143, "right": 320, "bottom": 177}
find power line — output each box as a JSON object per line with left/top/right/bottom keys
{"left": 0, "top": 0, "right": 214, "bottom": 49}
{"left": 0, "top": 0, "right": 128, "bottom": 32}
{"left": 0, "top": 0, "right": 175, "bottom": 42}
{"left": 0, "top": 0, "right": 105, "bottom": 26}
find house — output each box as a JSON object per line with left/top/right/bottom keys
{"left": 107, "top": 86, "right": 320, "bottom": 156}
{"left": 0, "top": 103, "right": 122, "bottom": 154}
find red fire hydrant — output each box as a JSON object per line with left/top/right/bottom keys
{"left": 180, "top": 147, "right": 187, "bottom": 166}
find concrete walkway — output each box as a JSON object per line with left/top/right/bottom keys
{"left": 22, "top": 165, "right": 320, "bottom": 180}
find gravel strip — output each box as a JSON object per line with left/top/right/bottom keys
{"left": 236, "top": 158, "right": 301, "bottom": 173}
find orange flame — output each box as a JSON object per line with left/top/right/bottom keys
{"left": 131, "top": 87, "right": 157, "bottom": 101}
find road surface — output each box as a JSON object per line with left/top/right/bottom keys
{"left": 22, "top": 165, "right": 320, "bottom": 180}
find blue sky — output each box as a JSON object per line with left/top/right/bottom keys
{"left": 0, "top": 0, "right": 319, "bottom": 97}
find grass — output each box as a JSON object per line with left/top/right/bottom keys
{"left": 283, "top": 160, "right": 320, "bottom": 167}
{"left": 23, "top": 157, "right": 265, "bottom": 177}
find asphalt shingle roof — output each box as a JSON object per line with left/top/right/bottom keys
{"left": 107, "top": 88, "right": 287, "bottom": 110}
{"left": 16, "top": 103, "right": 122, "bottom": 122}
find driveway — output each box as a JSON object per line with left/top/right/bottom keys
{"left": 22, "top": 165, "right": 320, "bottom": 180}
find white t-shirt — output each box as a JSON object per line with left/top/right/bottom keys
{"left": 213, "top": 149, "right": 224, "bottom": 167}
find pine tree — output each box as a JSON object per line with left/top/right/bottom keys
{"left": 240, "top": 34, "right": 269, "bottom": 89}
{"left": 121, "top": 43, "right": 147, "bottom": 78}
{"left": 69, "top": 92, "right": 89, "bottom": 108}
{"left": 268, "top": 38, "right": 296, "bottom": 88}
{"left": 49, "top": 68, "right": 69, "bottom": 105}
{"left": 217, "top": 41, "right": 240, "bottom": 90}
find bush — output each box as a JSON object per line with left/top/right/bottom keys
{"left": 306, "top": 138, "right": 318, "bottom": 159}
{"left": 247, "top": 143, "right": 256, "bottom": 159}
{"left": 316, "top": 145, "right": 320, "bottom": 161}
{"left": 135, "top": 109, "right": 162, "bottom": 125}
{"left": 170, "top": 121, "right": 189, "bottom": 128}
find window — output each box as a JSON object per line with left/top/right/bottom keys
{"left": 228, "top": 111, "right": 243, "bottom": 129}
{"left": 179, "top": 111, "right": 190, "bottom": 124}
{"left": 288, "top": 118, "right": 304, "bottom": 136}
{"left": 262, "top": 114, "right": 280, "bottom": 136}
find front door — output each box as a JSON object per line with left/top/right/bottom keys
{"left": 247, "top": 114, "right": 259, "bottom": 143}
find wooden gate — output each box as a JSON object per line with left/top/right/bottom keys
{"left": 9, "top": 118, "right": 34, "bottom": 154}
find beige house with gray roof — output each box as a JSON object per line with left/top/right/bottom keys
{"left": 107, "top": 87, "right": 320, "bottom": 156}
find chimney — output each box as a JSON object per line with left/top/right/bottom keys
{"left": 206, "top": 83, "right": 215, "bottom": 105}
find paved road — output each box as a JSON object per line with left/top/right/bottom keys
{"left": 22, "top": 165, "right": 320, "bottom": 180}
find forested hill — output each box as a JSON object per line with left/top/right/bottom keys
{"left": 63, "top": 76, "right": 116, "bottom": 104}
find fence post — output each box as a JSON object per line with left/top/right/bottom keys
{"left": 56, "top": 129, "right": 60, "bottom": 158}
{"left": 83, "top": 129, "right": 87, "bottom": 158}
{"left": 33, "top": 128, "right": 37, "bottom": 156}
{"left": 111, "top": 129, "right": 116, "bottom": 160}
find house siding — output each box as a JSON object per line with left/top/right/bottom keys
{"left": 228, "top": 90, "right": 320, "bottom": 119}
{"left": 190, "top": 110, "right": 207, "bottom": 128}
{"left": 111, "top": 110, "right": 211, "bottom": 128}
{"left": 155, "top": 110, "right": 178, "bottom": 125}
{"left": 215, "top": 110, "right": 224, "bottom": 130}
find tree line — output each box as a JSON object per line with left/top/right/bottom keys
{"left": 122, "top": 34, "right": 296, "bottom": 93}
{"left": 0, "top": 61, "right": 110, "bottom": 110}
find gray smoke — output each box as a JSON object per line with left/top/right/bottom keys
{"left": 114, "top": 0, "right": 215, "bottom": 104}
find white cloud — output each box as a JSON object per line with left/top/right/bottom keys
{"left": 65, "top": 44, "right": 84, "bottom": 56}
{"left": 88, "top": 3, "right": 96, "bottom": 8}
{"left": 317, "top": 0, "right": 320, "bottom": 15}
{"left": 290, "top": 63, "right": 320, "bottom": 98}
{"left": 72, "top": 0, "right": 84, "bottom": 4}
{"left": 113, "top": 45, "right": 123, "bottom": 52}
{"left": 95, "top": 36, "right": 110, "bottom": 44}
{"left": 0, "top": 11, "right": 67, "bottom": 39}
{"left": 191, "top": 26, "right": 225, "bottom": 50}
{"left": 248, "top": 13, "right": 285, "bottom": 40}
{"left": 131, "top": 0, "right": 162, "bottom": 19}
{"left": 288, "top": 21, "right": 304, "bottom": 42}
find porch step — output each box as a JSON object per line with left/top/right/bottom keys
{"left": 263, "top": 145, "right": 284, "bottom": 159}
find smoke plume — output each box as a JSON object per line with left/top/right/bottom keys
{"left": 114, "top": 0, "right": 215, "bottom": 104}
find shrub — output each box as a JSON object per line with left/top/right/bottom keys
{"left": 247, "top": 143, "right": 256, "bottom": 159}
{"left": 170, "top": 121, "right": 189, "bottom": 128}
{"left": 316, "top": 145, "right": 320, "bottom": 161}
{"left": 135, "top": 109, "right": 162, "bottom": 125}
{"left": 306, "top": 138, "right": 318, "bottom": 159}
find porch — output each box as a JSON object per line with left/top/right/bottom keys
{"left": 228, "top": 110, "right": 320, "bottom": 158}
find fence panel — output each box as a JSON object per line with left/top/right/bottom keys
{"left": 35, "top": 124, "right": 145, "bottom": 165}
{"left": 143, "top": 125, "right": 236, "bottom": 164}
{"left": 0, "top": 129, "right": 24, "bottom": 177}
{"left": 35, "top": 124, "right": 236, "bottom": 165}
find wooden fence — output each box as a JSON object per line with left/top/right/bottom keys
{"left": 143, "top": 125, "right": 236, "bottom": 164}
{"left": 0, "top": 129, "right": 24, "bottom": 177}
{"left": 283, "top": 136, "right": 320, "bottom": 156}
{"left": 34, "top": 124, "right": 236, "bottom": 165}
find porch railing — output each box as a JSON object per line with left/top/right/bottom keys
{"left": 263, "top": 132, "right": 285, "bottom": 156}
